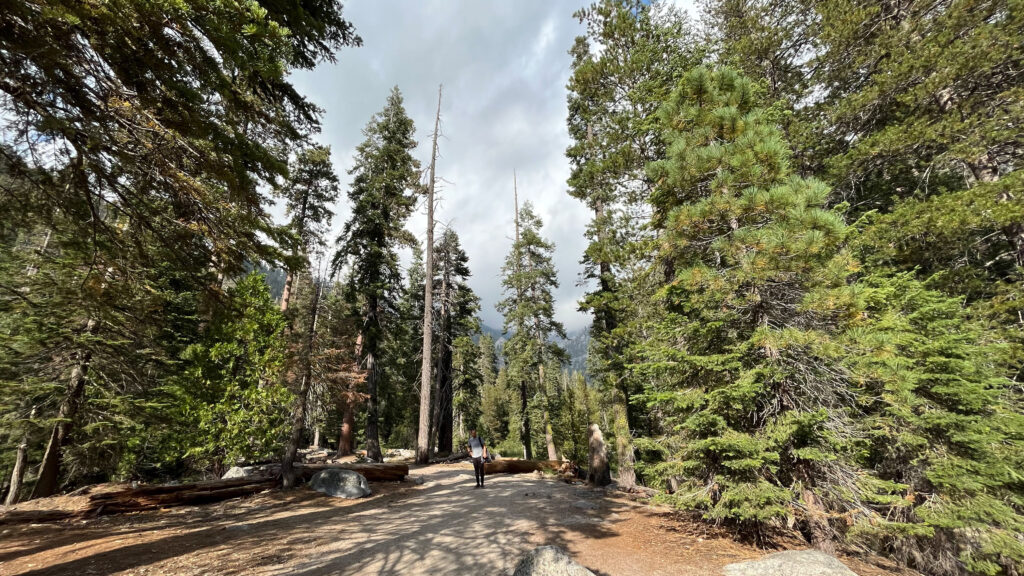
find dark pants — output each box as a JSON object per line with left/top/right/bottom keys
{"left": 472, "top": 457, "right": 485, "bottom": 485}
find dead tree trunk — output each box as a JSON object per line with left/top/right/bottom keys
{"left": 32, "top": 319, "right": 96, "bottom": 499}
{"left": 540, "top": 365, "right": 558, "bottom": 461}
{"left": 5, "top": 408, "right": 34, "bottom": 506}
{"left": 416, "top": 85, "right": 443, "bottom": 465}
{"left": 282, "top": 276, "right": 323, "bottom": 488}
{"left": 586, "top": 424, "right": 611, "bottom": 486}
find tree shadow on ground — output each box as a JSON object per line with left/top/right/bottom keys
{"left": 7, "top": 466, "right": 630, "bottom": 576}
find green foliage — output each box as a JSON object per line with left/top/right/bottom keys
{"left": 498, "top": 201, "right": 567, "bottom": 459}
{"left": 567, "top": 0, "right": 704, "bottom": 466}
{"left": 158, "top": 273, "right": 290, "bottom": 475}
{"left": 333, "top": 86, "right": 421, "bottom": 461}
{"left": 639, "top": 66, "right": 853, "bottom": 528}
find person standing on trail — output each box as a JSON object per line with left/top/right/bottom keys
{"left": 466, "top": 429, "right": 488, "bottom": 488}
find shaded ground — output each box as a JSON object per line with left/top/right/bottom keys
{"left": 0, "top": 463, "right": 916, "bottom": 576}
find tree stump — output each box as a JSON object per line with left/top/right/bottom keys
{"left": 586, "top": 424, "right": 611, "bottom": 486}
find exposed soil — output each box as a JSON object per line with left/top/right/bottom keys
{"left": 0, "top": 463, "right": 918, "bottom": 576}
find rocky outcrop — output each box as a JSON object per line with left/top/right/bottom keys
{"left": 723, "top": 550, "right": 857, "bottom": 576}
{"left": 512, "top": 546, "right": 595, "bottom": 576}
{"left": 309, "top": 469, "right": 371, "bottom": 499}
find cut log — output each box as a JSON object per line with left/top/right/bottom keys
{"left": 431, "top": 452, "right": 469, "bottom": 464}
{"left": 0, "top": 462, "right": 409, "bottom": 525}
{"left": 87, "top": 477, "right": 279, "bottom": 514}
{"left": 484, "top": 459, "right": 561, "bottom": 475}
{"left": 294, "top": 462, "right": 408, "bottom": 482}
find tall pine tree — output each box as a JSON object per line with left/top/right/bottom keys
{"left": 333, "top": 87, "right": 420, "bottom": 463}
{"left": 498, "top": 200, "right": 566, "bottom": 460}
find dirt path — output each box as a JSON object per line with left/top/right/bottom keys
{"left": 0, "top": 463, "right": 912, "bottom": 576}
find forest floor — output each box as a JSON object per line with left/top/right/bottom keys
{"left": 0, "top": 462, "right": 918, "bottom": 576}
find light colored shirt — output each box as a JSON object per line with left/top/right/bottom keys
{"left": 468, "top": 436, "right": 485, "bottom": 458}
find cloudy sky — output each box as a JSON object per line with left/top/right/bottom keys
{"left": 290, "top": 0, "right": 695, "bottom": 332}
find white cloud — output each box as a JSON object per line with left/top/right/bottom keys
{"left": 290, "top": 0, "right": 602, "bottom": 331}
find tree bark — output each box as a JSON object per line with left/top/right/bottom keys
{"left": 280, "top": 269, "right": 295, "bottom": 312}
{"left": 338, "top": 400, "right": 355, "bottom": 456}
{"left": 4, "top": 409, "right": 34, "bottom": 506}
{"left": 32, "top": 320, "right": 96, "bottom": 499}
{"left": 282, "top": 277, "right": 322, "bottom": 488}
{"left": 586, "top": 424, "right": 611, "bottom": 486}
{"left": 416, "top": 85, "right": 442, "bottom": 465}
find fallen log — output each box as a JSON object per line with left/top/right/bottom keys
{"left": 484, "top": 459, "right": 562, "bottom": 475}
{"left": 0, "top": 462, "right": 410, "bottom": 524}
{"left": 87, "top": 476, "right": 279, "bottom": 515}
{"left": 431, "top": 452, "right": 469, "bottom": 464}
{"left": 294, "top": 462, "right": 408, "bottom": 482}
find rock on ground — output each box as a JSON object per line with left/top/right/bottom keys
{"left": 309, "top": 469, "right": 371, "bottom": 499}
{"left": 221, "top": 464, "right": 280, "bottom": 479}
{"left": 512, "top": 546, "right": 596, "bottom": 576}
{"left": 723, "top": 550, "right": 857, "bottom": 576}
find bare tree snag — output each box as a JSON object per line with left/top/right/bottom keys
{"left": 417, "top": 84, "right": 443, "bottom": 465}
{"left": 586, "top": 424, "right": 611, "bottom": 486}
{"left": 5, "top": 408, "right": 34, "bottom": 506}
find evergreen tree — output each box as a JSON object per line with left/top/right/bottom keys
{"left": 160, "top": 272, "right": 290, "bottom": 477}
{"left": 566, "top": 0, "right": 700, "bottom": 486}
{"left": 642, "top": 66, "right": 852, "bottom": 537}
{"left": 497, "top": 200, "right": 566, "bottom": 459}
{"left": 313, "top": 281, "right": 366, "bottom": 456}
{"left": 382, "top": 243, "right": 425, "bottom": 448}
{"left": 278, "top": 145, "right": 341, "bottom": 312}
{"left": 0, "top": 0, "right": 358, "bottom": 496}
{"left": 333, "top": 87, "right": 421, "bottom": 462}
{"left": 451, "top": 335, "right": 483, "bottom": 446}
{"left": 430, "top": 229, "right": 480, "bottom": 454}
{"left": 277, "top": 145, "right": 339, "bottom": 486}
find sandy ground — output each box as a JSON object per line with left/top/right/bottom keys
{"left": 0, "top": 463, "right": 916, "bottom": 576}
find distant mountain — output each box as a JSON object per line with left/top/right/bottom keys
{"left": 555, "top": 326, "right": 590, "bottom": 376}
{"left": 478, "top": 323, "right": 509, "bottom": 343}
{"left": 477, "top": 322, "right": 590, "bottom": 377}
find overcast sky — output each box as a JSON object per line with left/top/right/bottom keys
{"left": 289, "top": 0, "right": 695, "bottom": 333}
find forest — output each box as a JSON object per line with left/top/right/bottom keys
{"left": 1, "top": 1, "right": 1022, "bottom": 576}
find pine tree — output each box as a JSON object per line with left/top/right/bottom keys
{"left": 498, "top": 200, "right": 566, "bottom": 460}
{"left": 276, "top": 145, "right": 340, "bottom": 487}
{"left": 643, "top": 66, "right": 851, "bottom": 537}
{"left": 160, "top": 272, "right": 290, "bottom": 476}
{"left": 333, "top": 87, "right": 421, "bottom": 463}
{"left": 430, "top": 229, "right": 479, "bottom": 453}
{"left": 278, "top": 145, "right": 341, "bottom": 313}
{"left": 567, "top": 0, "right": 700, "bottom": 486}
{"left": 451, "top": 335, "right": 483, "bottom": 445}
{"left": 0, "top": 0, "right": 358, "bottom": 496}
